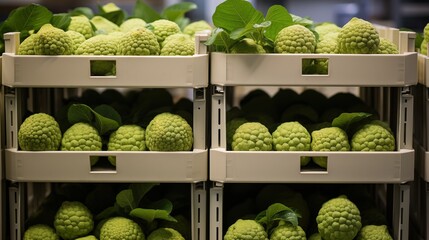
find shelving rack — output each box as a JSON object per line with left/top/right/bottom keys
{"left": 410, "top": 46, "right": 429, "bottom": 240}
{"left": 2, "top": 32, "right": 210, "bottom": 240}
{"left": 209, "top": 28, "right": 417, "bottom": 240}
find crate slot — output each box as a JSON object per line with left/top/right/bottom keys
{"left": 89, "top": 60, "right": 116, "bottom": 77}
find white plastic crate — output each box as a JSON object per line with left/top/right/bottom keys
{"left": 2, "top": 32, "right": 209, "bottom": 88}
{"left": 209, "top": 27, "right": 416, "bottom": 184}
{"left": 2, "top": 32, "right": 210, "bottom": 183}
{"left": 209, "top": 183, "right": 410, "bottom": 240}
{"left": 9, "top": 182, "right": 207, "bottom": 240}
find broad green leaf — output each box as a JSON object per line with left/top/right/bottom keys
{"left": 1, "top": 3, "right": 52, "bottom": 41}
{"left": 67, "top": 104, "right": 93, "bottom": 125}
{"left": 271, "top": 210, "right": 299, "bottom": 227}
{"left": 94, "top": 104, "right": 122, "bottom": 126}
{"left": 331, "top": 112, "right": 373, "bottom": 132}
{"left": 130, "top": 183, "right": 159, "bottom": 206}
{"left": 212, "top": 0, "right": 264, "bottom": 33}
{"left": 229, "top": 21, "right": 270, "bottom": 40}
{"left": 145, "top": 199, "right": 173, "bottom": 214}
{"left": 69, "top": 7, "right": 94, "bottom": 19}
{"left": 162, "top": 2, "right": 197, "bottom": 22}
{"left": 98, "top": 10, "right": 126, "bottom": 26}
{"left": 264, "top": 5, "right": 293, "bottom": 42}
{"left": 266, "top": 203, "right": 292, "bottom": 221}
{"left": 205, "top": 28, "right": 237, "bottom": 52}
{"left": 92, "top": 109, "right": 120, "bottom": 135}
{"left": 130, "top": 208, "right": 177, "bottom": 223}
{"left": 116, "top": 189, "right": 136, "bottom": 210}
{"left": 176, "top": 17, "right": 190, "bottom": 31}
{"left": 51, "top": 13, "right": 71, "bottom": 31}
{"left": 132, "top": 0, "right": 161, "bottom": 23}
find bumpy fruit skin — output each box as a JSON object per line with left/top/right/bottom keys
{"left": 76, "top": 235, "right": 98, "bottom": 240}
{"left": 351, "top": 124, "right": 395, "bottom": 151}
{"left": 315, "top": 22, "right": 341, "bottom": 41}
{"left": 147, "top": 227, "right": 184, "bottom": 240}
{"left": 311, "top": 127, "right": 350, "bottom": 168}
{"left": 316, "top": 195, "right": 362, "bottom": 240}
{"left": 100, "top": 217, "right": 145, "bottom": 240}
{"left": 337, "top": 17, "right": 380, "bottom": 54}
{"left": 377, "top": 38, "right": 399, "bottom": 54}
{"left": 66, "top": 30, "right": 86, "bottom": 53}
{"left": 424, "top": 23, "right": 429, "bottom": 41}
{"left": 34, "top": 26, "right": 74, "bottom": 55}
{"left": 75, "top": 35, "right": 118, "bottom": 75}
{"left": 118, "top": 28, "right": 160, "bottom": 55}
{"left": 226, "top": 118, "right": 248, "bottom": 150}
{"left": 24, "top": 224, "right": 59, "bottom": 240}
{"left": 232, "top": 122, "right": 273, "bottom": 151}
{"left": 18, "top": 113, "right": 62, "bottom": 151}
{"left": 224, "top": 219, "right": 268, "bottom": 240}
{"left": 183, "top": 20, "right": 212, "bottom": 37}
{"left": 108, "top": 125, "right": 146, "bottom": 165}
{"left": 145, "top": 112, "right": 193, "bottom": 151}
{"left": 61, "top": 123, "right": 102, "bottom": 151}
{"left": 162, "top": 33, "right": 192, "bottom": 48}
{"left": 270, "top": 223, "right": 306, "bottom": 240}
{"left": 161, "top": 34, "right": 195, "bottom": 55}
{"left": 357, "top": 225, "right": 392, "bottom": 240}
{"left": 272, "top": 122, "right": 311, "bottom": 166}
{"left": 308, "top": 233, "right": 322, "bottom": 240}
{"left": 275, "top": 24, "right": 316, "bottom": 53}
{"left": 68, "top": 16, "right": 94, "bottom": 39}
{"left": 54, "top": 201, "right": 94, "bottom": 240}
{"left": 315, "top": 32, "right": 338, "bottom": 74}
{"left": 422, "top": 39, "right": 428, "bottom": 55}
{"left": 18, "top": 34, "right": 38, "bottom": 55}
{"left": 230, "top": 38, "right": 266, "bottom": 53}
{"left": 120, "top": 18, "right": 147, "bottom": 32}
{"left": 150, "top": 19, "right": 181, "bottom": 44}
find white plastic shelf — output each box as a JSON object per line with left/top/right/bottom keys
{"left": 5, "top": 149, "right": 207, "bottom": 182}
{"left": 210, "top": 149, "right": 414, "bottom": 183}
{"left": 2, "top": 32, "right": 209, "bottom": 88}
{"left": 211, "top": 52, "right": 417, "bottom": 87}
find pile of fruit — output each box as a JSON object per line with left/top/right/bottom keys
{"left": 23, "top": 182, "right": 192, "bottom": 240}
{"left": 17, "top": 88, "right": 195, "bottom": 164}
{"left": 223, "top": 183, "right": 393, "bottom": 240}
{"left": 226, "top": 88, "right": 395, "bottom": 168}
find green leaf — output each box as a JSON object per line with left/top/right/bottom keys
{"left": 67, "top": 104, "right": 121, "bottom": 135}
{"left": 1, "top": 4, "right": 52, "bottom": 40}
{"left": 116, "top": 189, "right": 136, "bottom": 211}
{"left": 132, "top": 0, "right": 161, "bottom": 23}
{"left": 130, "top": 183, "right": 159, "bottom": 206}
{"left": 130, "top": 208, "right": 177, "bottom": 223}
{"left": 50, "top": 13, "right": 71, "bottom": 31}
{"left": 176, "top": 17, "right": 190, "bottom": 31}
{"left": 69, "top": 7, "right": 94, "bottom": 19}
{"left": 161, "top": 2, "right": 197, "bottom": 22}
{"left": 291, "top": 14, "right": 314, "bottom": 27}
{"left": 145, "top": 199, "right": 174, "bottom": 214}
{"left": 98, "top": 10, "right": 126, "bottom": 26}
{"left": 331, "top": 112, "right": 373, "bottom": 132}
{"left": 205, "top": 28, "right": 237, "bottom": 52}
{"left": 230, "top": 21, "right": 270, "bottom": 40}
{"left": 271, "top": 210, "right": 299, "bottom": 227}
{"left": 67, "top": 104, "right": 93, "bottom": 125}
{"left": 264, "top": 5, "right": 293, "bottom": 42}
{"left": 94, "top": 104, "right": 122, "bottom": 126}
{"left": 212, "top": 0, "right": 264, "bottom": 33}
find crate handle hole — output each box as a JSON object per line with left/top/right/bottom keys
{"left": 302, "top": 58, "right": 329, "bottom": 75}
{"left": 300, "top": 156, "right": 328, "bottom": 173}
{"left": 90, "top": 156, "right": 117, "bottom": 173}
{"left": 90, "top": 60, "right": 116, "bottom": 77}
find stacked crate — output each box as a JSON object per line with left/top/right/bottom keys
{"left": 209, "top": 27, "right": 417, "bottom": 240}
{"left": 1, "top": 32, "right": 210, "bottom": 240}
